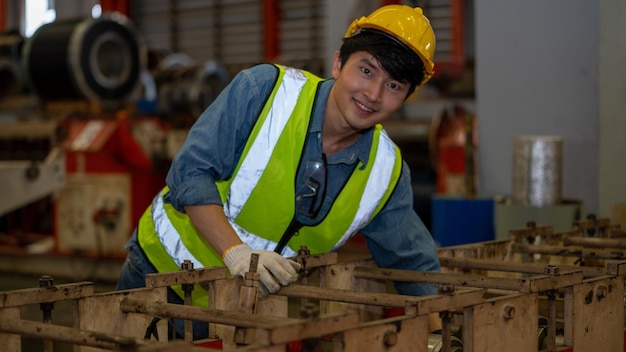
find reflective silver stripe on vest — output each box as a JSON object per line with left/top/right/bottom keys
{"left": 224, "top": 67, "right": 308, "bottom": 220}
{"left": 222, "top": 66, "right": 396, "bottom": 254}
{"left": 151, "top": 194, "right": 298, "bottom": 266}
{"left": 228, "top": 219, "right": 297, "bottom": 257}
{"left": 151, "top": 67, "right": 305, "bottom": 265}
{"left": 222, "top": 66, "right": 304, "bottom": 257}
{"left": 153, "top": 66, "right": 401, "bottom": 264}
{"left": 151, "top": 194, "right": 203, "bottom": 269}
{"left": 331, "top": 130, "right": 397, "bottom": 250}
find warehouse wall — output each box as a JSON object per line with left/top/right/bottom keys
{"left": 475, "top": 0, "right": 603, "bottom": 215}
{"left": 325, "top": 0, "right": 377, "bottom": 78}
{"left": 598, "top": 1, "right": 626, "bottom": 217}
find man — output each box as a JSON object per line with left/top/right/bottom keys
{"left": 117, "top": 4, "right": 441, "bottom": 339}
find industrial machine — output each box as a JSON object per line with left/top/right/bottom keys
{"left": 0, "top": 112, "right": 170, "bottom": 257}
{"left": 0, "top": 12, "right": 151, "bottom": 255}
{"left": 0, "top": 12, "right": 229, "bottom": 259}
{"left": 54, "top": 115, "right": 169, "bottom": 257}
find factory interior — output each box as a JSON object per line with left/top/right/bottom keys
{"left": 0, "top": 0, "right": 625, "bottom": 351}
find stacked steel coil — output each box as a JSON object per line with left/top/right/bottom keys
{"left": 22, "top": 13, "right": 144, "bottom": 104}
{"left": 154, "top": 57, "right": 230, "bottom": 118}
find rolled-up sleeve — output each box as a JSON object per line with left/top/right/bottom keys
{"left": 166, "top": 64, "right": 278, "bottom": 212}
{"left": 359, "top": 161, "right": 441, "bottom": 296}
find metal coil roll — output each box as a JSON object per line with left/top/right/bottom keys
{"left": 512, "top": 135, "right": 563, "bottom": 206}
{"left": 155, "top": 59, "right": 229, "bottom": 118}
{"left": 22, "top": 13, "right": 144, "bottom": 104}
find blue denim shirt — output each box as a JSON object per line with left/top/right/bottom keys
{"left": 165, "top": 64, "right": 440, "bottom": 296}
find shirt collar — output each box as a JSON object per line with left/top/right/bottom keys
{"left": 312, "top": 79, "right": 373, "bottom": 167}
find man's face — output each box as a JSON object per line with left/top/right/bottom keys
{"left": 330, "top": 50, "right": 409, "bottom": 131}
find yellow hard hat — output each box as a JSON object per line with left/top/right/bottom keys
{"left": 345, "top": 5, "right": 436, "bottom": 85}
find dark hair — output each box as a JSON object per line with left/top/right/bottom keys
{"left": 339, "top": 30, "right": 425, "bottom": 97}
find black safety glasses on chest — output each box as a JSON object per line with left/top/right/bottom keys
{"left": 296, "top": 153, "right": 328, "bottom": 218}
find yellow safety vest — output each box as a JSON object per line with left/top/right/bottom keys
{"left": 138, "top": 65, "right": 403, "bottom": 305}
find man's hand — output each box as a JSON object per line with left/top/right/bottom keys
{"left": 223, "top": 243, "right": 301, "bottom": 296}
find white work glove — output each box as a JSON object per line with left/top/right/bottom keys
{"left": 223, "top": 244, "right": 301, "bottom": 297}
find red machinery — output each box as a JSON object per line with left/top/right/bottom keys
{"left": 54, "top": 114, "right": 169, "bottom": 258}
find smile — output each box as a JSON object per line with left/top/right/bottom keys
{"left": 354, "top": 99, "right": 375, "bottom": 113}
